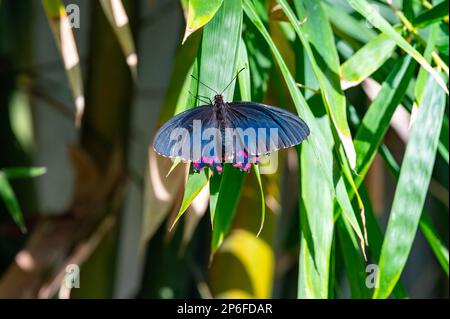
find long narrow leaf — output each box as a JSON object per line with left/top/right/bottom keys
{"left": 0, "top": 172, "right": 26, "bottom": 233}
{"left": 42, "top": 0, "right": 85, "bottom": 126}
{"left": 341, "top": 33, "right": 396, "bottom": 89}
{"left": 346, "top": 0, "right": 448, "bottom": 94}
{"left": 374, "top": 75, "right": 447, "bottom": 298}
{"left": 282, "top": 0, "right": 357, "bottom": 169}
{"left": 99, "top": 0, "right": 138, "bottom": 79}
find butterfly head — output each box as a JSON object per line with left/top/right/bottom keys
{"left": 214, "top": 94, "right": 224, "bottom": 105}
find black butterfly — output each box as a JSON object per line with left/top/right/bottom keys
{"left": 153, "top": 74, "right": 310, "bottom": 174}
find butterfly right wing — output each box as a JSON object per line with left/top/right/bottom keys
{"left": 225, "top": 102, "right": 310, "bottom": 155}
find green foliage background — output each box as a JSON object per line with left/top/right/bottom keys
{"left": 0, "top": 0, "right": 448, "bottom": 299}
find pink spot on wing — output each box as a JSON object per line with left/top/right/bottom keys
{"left": 233, "top": 162, "right": 242, "bottom": 168}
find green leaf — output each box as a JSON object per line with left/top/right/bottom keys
{"left": 373, "top": 74, "right": 447, "bottom": 298}
{"left": 282, "top": 0, "right": 357, "bottom": 169}
{"left": 419, "top": 212, "right": 449, "bottom": 276}
{"left": 1, "top": 167, "right": 47, "bottom": 179}
{"left": 171, "top": 168, "right": 210, "bottom": 229}
{"left": 99, "top": 0, "right": 138, "bottom": 80}
{"left": 323, "top": 2, "right": 377, "bottom": 45}
{"left": 42, "top": 0, "right": 85, "bottom": 126}
{"left": 336, "top": 216, "right": 371, "bottom": 298}
{"left": 203, "top": 0, "right": 243, "bottom": 252}
{"left": 237, "top": 36, "right": 266, "bottom": 237}
{"left": 182, "top": 0, "right": 224, "bottom": 43}
{"left": 414, "top": 1, "right": 449, "bottom": 29}
{"left": 243, "top": 0, "right": 334, "bottom": 189}
{"left": 253, "top": 164, "right": 265, "bottom": 237}
{"left": 243, "top": 0, "right": 336, "bottom": 297}
{"left": 0, "top": 172, "right": 26, "bottom": 233}
{"left": 379, "top": 144, "right": 449, "bottom": 277}
{"left": 211, "top": 165, "right": 245, "bottom": 252}
{"left": 346, "top": 0, "right": 449, "bottom": 94}
{"left": 354, "top": 54, "right": 416, "bottom": 180}
{"left": 341, "top": 33, "right": 396, "bottom": 89}
{"left": 335, "top": 178, "right": 365, "bottom": 255}
{"left": 298, "top": 107, "right": 334, "bottom": 298}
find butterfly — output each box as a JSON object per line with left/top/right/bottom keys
{"left": 153, "top": 72, "right": 310, "bottom": 174}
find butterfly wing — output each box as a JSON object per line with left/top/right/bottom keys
{"left": 153, "top": 105, "right": 218, "bottom": 161}
{"left": 225, "top": 102, "right": 310, "bottom": 154}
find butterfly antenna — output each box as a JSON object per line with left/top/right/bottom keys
{"left": 220, "top": 67, "right": 246, "bottom": 95}
{"left": 190, "top": 74, "right": 218, "bottom": 94}
{"left": 188, "top": 91, "right": 213, "bottom": 106}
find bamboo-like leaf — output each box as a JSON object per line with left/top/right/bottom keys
{"left": 354, "top": 55, "right": 416, "bottom": 180}
{"left": 335, "top": 178, "right": 365, "bottom": 254}
{"left": 244, "top": 1, "right": 337, "bottom": 297}
{"left": 283, "top": 0, "right": 366, "bottom": 253}
{"left": 341, "top": 33, "right": 396, "bottom": 89}
{"left": 373, "top": 75, "right": 447, "bottom": 298}
{"left": 99, "top": 0, "right": 138, "bottom": 79}
{"left": 379, "top": 144, "right": 449, "bottom": 276}
{"left": 243, "top": 0, "right": 334, "bottom": 189}
{"left": 42, "top": 0, "right": 85, "bottom": 126}
{"left": 211, "top": 166, "right": 245, "bottom": 251}
{"left": 282, "top": 0, "right": 357, "bottom": 170}
{"left": 346, "top": 0, "right": 448, "bottom": 94}
{"left": 414, "top": 24, "right": 439, "bottom": 104}
{"left": 171, "top": 168, "right": 210, "bottom": 229}
{"left": 298, "top": 110, "right": 335, "bottom": 298}
{"left": 237, "top": 37, "right": 266, "bottom": 237}
{"left": 419, "top": 212, "right": 449, "bottom": 276}
{"left": 0, "top": 172, "right": 26, "bottom": 233}
{"left": 323, "top": 2, "right": 377, "bottom": 45}
{"left": 182, "top": 0, "right": 224, "bottom": 43}
{"left": 181, "top": 0, "right": 243, "bottom": 252}
{"left": 336, "top": 216, "right": 371, "bottom": 298}
{"left": 1, "top": 167, "right": 47, "bottom": 179}
{"left": 414, "top": 1, "right": 449, "bottom": 29}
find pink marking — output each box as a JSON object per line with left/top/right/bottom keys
{"left": 233, "top": 162, "right": 242, "bottom": 168}
{"left": 202, "top": 156, "right": 207, "bottom": 163}
{"left": 216, "top": 166, "right": 223, "bottom": 172}
{"left": 213, "top": 156, "right": 219, "bottom": 163}
{"left": 244, "top": 163, "right": 251, "bottom": 170}
{"left": 237, "top": 150, "right": 243, "bottom": 157}
{"left": 193, "top": 162, "right": 199, "bottom": 167}
{"left": 208, "top": 159, "right": 214, "bottom": 165}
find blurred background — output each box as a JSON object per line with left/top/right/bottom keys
{"left": 0, "top": 0, "right": 448, "bottom": 298}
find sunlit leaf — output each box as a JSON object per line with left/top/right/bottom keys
{"left": 99, "top": 0, "right": 138, "bottom": 79}
{"left": 182, "top": 0, "right": 224, "bottom": 43}
{"left": 0, "top": 172, "right": 26, "bottom": 233}
{"left": 341, "top": 33, "right": 396, "bottom": 89}
{"left": 282, "top": 0, "right": 357, "bottom": 169}
{"left": 1, "top": 167, "right": 47, "bottom": 179}
{"left": 374, "top": 74, "right": 447, "bottom": 298}
{"left": 414, "top": 1, "right": 449, "bottom": 29}
{"left": 346, "top": 0, "right": 448, "bottom": 94}
{"left": 42, "top": 0, "right": 85, "bottom": 126}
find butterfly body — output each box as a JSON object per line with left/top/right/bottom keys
{"left": 153, "top": 94, "right": 310, "bottom": 174}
